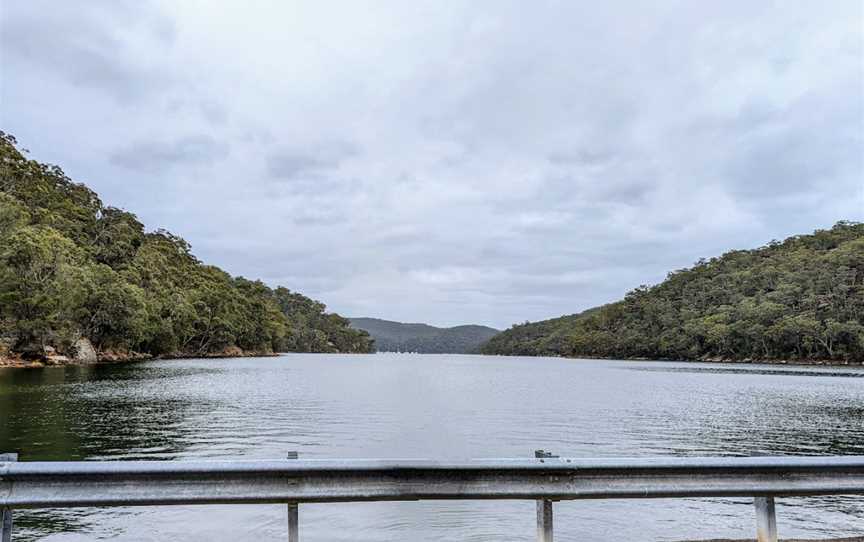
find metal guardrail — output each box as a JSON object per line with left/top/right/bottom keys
{"left": 3, "top": 452, "right": 864, "bottom": 541}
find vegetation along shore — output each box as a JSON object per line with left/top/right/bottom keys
{"left": 480, "top": 222, "right": 864, "bottom": 365}
{"left": 0, "top": 132, "right": 374, "bottom": 367}
{"left": 2, "top": 128, "right": 861, "bottom": 369}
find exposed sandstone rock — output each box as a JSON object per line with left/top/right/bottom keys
{"left": 73, "top": 337, "right": 98, "bottom": 363}
{"left": 221, "top": 345, "right": 244, "bottom": 357}
{"left": 98, "top": 349, "right": 152, "bottom": 363}
{"left": 44, "top": 354, "right": 70, "bottom": 365}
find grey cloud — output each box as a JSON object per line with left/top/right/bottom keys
{"left": 195, "top": 242, "right": 358, "bottom": 295}
{"left": 291, "top": 209, "right": 349, "bottom": 227}
{"left": 268, "top": 153, "right": 334, "bottom": 180}
{"left": 2, "top": 0, "right": 861, "bottom": 328}
{"left": 725, "top": 133, "right": 838, "bottom": 198}
{"left": 267, "top": 142, "right": 358, "bottom": 180}
{"left": 547, "top": 149, "right": 616, "bottom": 167}
{"left": 166, "top": 98, "right": 230, "bottom": 126}
{"left": 0, "top": 1, "right": 175, "bottom": 103}
{"left": 110, "top": 136, "right": 229, "bottom": 174}
{"left": 725, "top": 95, "right": 862, "bottom": 199}
{"left": 199, "top": 102, "right": 229, "bottom": 125}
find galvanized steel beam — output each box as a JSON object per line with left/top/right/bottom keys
{"left": 3, "top": 455, "right": 864, "bottom": 509}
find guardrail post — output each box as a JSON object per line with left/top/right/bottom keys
{"left": 1, "top": 453, "right": 17, "bottom": 542}
{"left": 534, "top": 450, "right": 556, "bottom": 542}
{"left": 754, "top": 496, "right": 778, "bottom": 542}
{"left": 287, "top": 452, "right": 299, "bottom": 542}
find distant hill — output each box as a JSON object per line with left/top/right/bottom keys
{"left": 481, "top": 222, "right": 864, "bottom": 364}
{"left": 349, "top": 318, "right": 499, "bottom": 353}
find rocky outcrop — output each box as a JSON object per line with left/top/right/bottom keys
{"left": 73, "top": 337, "right": 98, "bottom": 363}
{"left": 1, "top": 343, "right": 275, "bottom": 368}
{"left": 42, "top": 345, "right": 71, "bottom": 365}
{"left": 98, "top": 349, "right": 152, "bottom": 363}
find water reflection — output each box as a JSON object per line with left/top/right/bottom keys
{"left": 1, "top": 355, "right": 863, "bottom": 541}
{"left": 0, "top": 365, "right": 210, "bottom": 461}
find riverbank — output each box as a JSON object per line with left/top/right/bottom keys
{"left": 5, "top": 350, "right": 863, "bottom": 369}
{"left": 0, "top": 346, "right": 279, "bottom": 368}
{"left": 555, "top": 352, "right": 862, "bottom": 367}
{"left": 480, "top": 351, "right": 863, "bottom": 367}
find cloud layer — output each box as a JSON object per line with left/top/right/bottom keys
{"left": 2, "top": 0, "right": 862, "bottom": 327}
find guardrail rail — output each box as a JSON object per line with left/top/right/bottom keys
{"left": 3, "top": 451, "right": 864, "bottom": 541}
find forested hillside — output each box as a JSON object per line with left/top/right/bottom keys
{"left": 481, "top": 223, "right": 864, "bottom": 363}
{"left": 349, "top": 317, "right": 499, "bottom": 353}
{"left": 0, "top": 132, "right": 373, "bottom": 363}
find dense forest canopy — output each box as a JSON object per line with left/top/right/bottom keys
{"left": 481, "top": 222, "right": 864, "bottom": 363}
{"left": 0, "top": 132, "right": 373, "bottom": 360}
{"left": 349, "top": 317, "right": 499, "bottom": 353}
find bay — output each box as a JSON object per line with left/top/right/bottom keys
{"left": 2, "top": 354, "right": 863, "bottom": 541}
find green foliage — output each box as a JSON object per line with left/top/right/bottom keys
{"left": 349, "top": 317, "right": 499, "bottom": 353}
{"left": 93, "top": 207, "right": 145, "bottom": 268}
{"left": 0, "top": 132, "right": 373, "bottom": 359}
{"left": 72, "top": 263, "right": 147, "bottom": 350}
{"left": 0, "top": 225, "right": 80, "bottom": 353}
{"left": 274, "top": 288, "right": 374, "bottom": 353}
{"left": 481, "top": 222, "right": 864, "bottom": 363}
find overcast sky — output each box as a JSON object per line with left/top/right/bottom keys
{"left": 1, "top": 1, "right": 862, "bottom": 328}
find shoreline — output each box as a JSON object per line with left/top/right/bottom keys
{"left": 492, "top": 352, "right": 863, "bottom": 368}
{"left": 2, "top": 350, "right": 862, "bottom": 369}
{"left": 593, "top": 355, "right": 862, "bottom": 367}
{"left": 0, "top": 349, "right": 280, "bottom": 369}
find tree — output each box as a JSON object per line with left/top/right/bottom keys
{"left": 482, "top": 222, "right": 864, "bottom": 363}
{"left": 0, "top": 226, "right": 80, "bottom": 354}
{"left": 0, "top": 132, "right": 372, "bottom": 360}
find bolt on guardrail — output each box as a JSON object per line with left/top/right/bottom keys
{"left": 287, "top": 451, "right": 299, "bottom": 542}
{"left": 534, "top": 450, "right": 558, "bottom": 542}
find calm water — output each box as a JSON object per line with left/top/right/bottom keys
{"left": 1, "top": 354, "right": 864, "bottom": 541}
